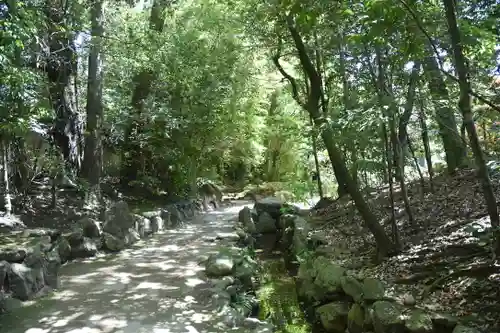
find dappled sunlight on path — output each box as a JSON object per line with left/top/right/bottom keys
{"left": 0, "top": 202, "right": 255, "bottom": 333}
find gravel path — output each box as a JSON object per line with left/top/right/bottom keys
{"left": 0, "top": 202, "right": 260, "bottom": 333}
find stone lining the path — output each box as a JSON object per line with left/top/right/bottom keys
{"left": 237, "top": 196, "right": 483, "bottom": 333}
{"left": 0, "top": 198, "right": 205, "bottom": 314}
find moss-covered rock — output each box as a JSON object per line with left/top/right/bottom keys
{"left": 405, "top": 309, "right": 433, "bottom": 333}
{"left": 341, "top": 276, "right": 363, "bottom": 303}
{"left": 347, "top": 303, "right": 365, "bottom": 333}
{"left": 316, "top": 301, "right": 350, "bottom": 333}
{"left": 313, "top": 256, "right": 345, "bottom": 298}
{"left": 371, "top": 300, "right": 405, "bottom": 333}
{"left": 362, "top": 277, "right": 385, "bottom": 302}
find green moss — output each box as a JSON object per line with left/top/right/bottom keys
{"left": 256, "top": 259, "right": 311, "bottom": 333}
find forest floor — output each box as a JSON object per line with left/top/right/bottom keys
{"left": 309, "top": 168, "right": 500, "bottom": 333}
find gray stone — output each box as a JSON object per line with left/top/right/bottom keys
{"left": 78, "top": 217, "right": 101, "bottom": 238}
{"left": 150, "top": 216, "right": 163, "bottom": 233}
{"left": 238, "top": 207, "right": 256, "bottom": 233}
{"left": 8, "top": 263, "right": 41, "bottom": 301}
{"left": 0, "top": 248, "right": 27, "bottom": 263}
{"left": 71, "top": 237, "right": 98, "bottom": 258}
{"left": 103, "top": 201, "right": 135, "bottom": 238}
{"left": 54, "top": 237, "right": 71, "bottom": 264}
{"left": 125, "top": 228, "right": 141, "bottom": 245}
{"left": 103, "top": 232, "right": 125, "bottom": 252}
{"left": 254, "top": 196, "right": 299, "bottom": 219}
{"left": 255, "top": 212, "right": 277, "bottom": 234}
{"left": 44, "top": 247, "right": 62, "bottom": 288}
{"left": 371, "top": 300, "right": 405, "bottom": 333}
{"left": 0, "top": 261, "right": 11, "bottom": 288}
{"left": 205, "top": 253, "right": 236, "bottom": 277}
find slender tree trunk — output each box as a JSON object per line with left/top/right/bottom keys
{"left": 375, "top": 47, "right": 415, "bottom": 227}
{"left": 443, "top": 0, "right": 500, "bottom": 257}
{"left": 279, "top": 15, "right": 395, "bottom": 257}
{"left": 382, "top": 125, "right": 400, "bottom": 248}
{"left": 418, "top": 99, "right": 435, "bottom": 191}
{"left": 423, "top": 53, "right": 465, "bottom": 173}
{"left": 81, "top": 0, "right": 104, "bottom": 207}
{"left": 310, "top": 116, "right": 324, "bottom": 197}
{"left": 408, "top": 138, "right": 426, "bottom": 192}
{"left": 2, "top": 140, "right": 12, "bottom": 216}
{"left": 336, "top": 35, "right": 352, "bottom": 197}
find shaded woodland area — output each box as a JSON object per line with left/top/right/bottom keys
{"left": 1, "top": 0, "right": 500, "bottom": 331}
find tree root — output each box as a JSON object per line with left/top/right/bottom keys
{"left": 421, "top": 262, "right": 500, "bottom": 299}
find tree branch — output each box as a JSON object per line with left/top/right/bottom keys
{"left": 271, "top": 41, "right": 305, "bottom": 108}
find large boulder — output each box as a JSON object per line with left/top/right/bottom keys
{"left": 313, "top": 257, "right": 346, "bottom": 299}
{"left": 54, "top": 237, "right": 71, "bottom": 264}
{"left": 254, "top": 197, "right": 299, "bottom": 220}
{"left": 0, "top": 261, "right": 11, "bottom": 289}
{"left": 371, "top": 300, "right": 405, "bottom": 333}
{"left": 362, "top": 277, "right": 385, "bottom": 302}
{"left": 165, "top": 204, "right": 183, "bottom": 227}
{"left": 341, "top": 276, "right": 364, "bottom": 303}
{"left": 71, "top": 237, "right": 98, "bottom": 259}
{"left": 238, "top": 207, "right": 256, "bottom": 233}
{"left": 77, "top": 217, "right": 101, "bottom": 238}
{"left": 0, "top": 247, "right": 26, "bottom": 263}
{"left": 102, "top": 201, "right": 135, "bottom": 238}
{"left": 347, "top": 303, "right": 366, "bottom": 333}
{"left": 405, "top": 309, "right": 433, "bottom": 333}
{"left": 255, "top": 212, "right": 277, "bottom": 234}
{"left": 8, "top": 263, "right": 43, "bottom": 301}
{"left": 316, "top": 301, "right": 350, "bottom": 333}
{"left": 102, "top": 232, "right": 125, "bottom": 252}
{"left": 124, "top": 228, "right": 141, "bottom": 246}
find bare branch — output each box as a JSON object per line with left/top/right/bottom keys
{"left": 271, "top": 39, "right": 305, "bottom": 108}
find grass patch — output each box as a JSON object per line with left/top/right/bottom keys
{"left": 257, "top": 259, "right": 311, "bottom": 333}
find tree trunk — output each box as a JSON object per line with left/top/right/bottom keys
{"left": 2, "top": 140, "right": 12, "bottom": 216}
{"left": 423, "top": 53, "right": 465, "bottom": 173}
{"left": 121, "top": 0, "right": 169, "bottom": 186}
{"left": 44, "top": 1, "right": 82, "bottom": 172}
{"left": 443, "top": 0, "right": 500, "bottom": 256}
{"left": 374, "top": 46, "right": 414, "bottom": 227}
{"left": 81, "top": 0, "right": 104, "bottom": 207}
{"left": 382, "top": 125, "right": 400, "bottom": 248}
{"left": 418, "top": 99, "right": 435, "bottom": 191}
{"left": 310, "top": 116, "right": 324, "bottom": 197}
{"left": 336, "top": 35, "right": 351, "bottom": 197}
{"left": 408, "top": 138, "right": 426, "bottom": 192}
{"left": 281, "top": 15, "right": 395, "bottom": 257}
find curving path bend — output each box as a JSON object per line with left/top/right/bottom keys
{"left": 0, "top": 202, "right": 265, "bottom": 333}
